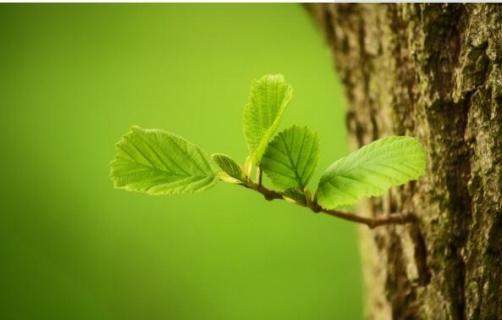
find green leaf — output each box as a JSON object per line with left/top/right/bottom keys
{"left": 282, "top": 188, "right": 307, "bottom": 205}
{"left": 261, "top": 126, "right": 320, "bottom": 190}
{"left": 110, "top": 126, "right": 217, "bottom": 195}
{"left": 212, "top": 153, "right": 244, "bottom": 182}
{"left": 243, "top": 74, "right": 293, "bottom": 165}
{"left": 316, "top": 136, "right": 426, "bottom": 209}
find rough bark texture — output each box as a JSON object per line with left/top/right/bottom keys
{"left": 307, "top": 4, "right": 501, "bottom": 320}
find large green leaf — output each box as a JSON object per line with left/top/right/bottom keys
{"left": 110, "top": 126, "right": 217, "bottom": 195}
{"left": 243, "top": 74, "right": 293, "bottom": 165}
{"left": 316, "top": 136, "right": 426, "bottom": 209}
{"left": 261, "top": 126, "right": 320, "bottom": 190}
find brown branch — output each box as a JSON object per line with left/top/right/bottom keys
{"left": 319, "top": 206, "right": 417, "bottom": 229}
{"left": 242, "top": 179, "right": 417, "bottom": 229}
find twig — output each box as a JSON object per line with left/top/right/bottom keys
{"left": 242, "top": 180, "right": 417, "bottom": 229}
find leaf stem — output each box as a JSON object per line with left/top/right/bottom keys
{"left": 241, "top": 180, "right": 417, "bottom": 229}
{"left": 257, "top": 168, "right": 263, "bottom": 187}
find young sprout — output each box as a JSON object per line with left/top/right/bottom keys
{"left": 110, "top": 74, "right": 426, "bottom": 229}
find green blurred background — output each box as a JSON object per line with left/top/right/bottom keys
{"left": 0, "top": 4, "right": 362, "bottom": 320}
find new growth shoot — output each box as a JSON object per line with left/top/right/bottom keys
{"left": 110, "top": 74, "right": 426, "bottom": 229}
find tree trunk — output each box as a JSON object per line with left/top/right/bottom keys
{"left": 307, "top": 4, "right": 501, "bottom": 320}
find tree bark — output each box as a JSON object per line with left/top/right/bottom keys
{"left": 307, "top": 4, "right": 501, "bottom": 320}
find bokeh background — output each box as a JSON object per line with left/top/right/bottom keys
{"left": 0, "top": 4, "right": 362, "bottom": 320}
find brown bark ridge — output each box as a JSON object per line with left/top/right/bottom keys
{"left": 307, "top": 4, "right": 501, "bottom": 320}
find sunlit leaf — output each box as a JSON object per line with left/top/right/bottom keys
{"left": 243, "top": 74, "right": 293, "bottom": 165}
{"left": 261, "top": 126, "right": 320, "bottom": 190}
{"left": 316, "top": 136, "right": 426, "bottom": 209}
{"left": 110, "top": 126, "right": 217, "bottom": 195}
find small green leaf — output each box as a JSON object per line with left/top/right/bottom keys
{"left": 282, "top": 188, "right": 307, "bottom": 205}
{"left": 261, "top": 126, "right": 320, "bottom": 190}
{"left": 212, "top": 153, "right": 244, "bottom": 181}
{"left": 316, "top": 136, "right": 426, "bottom": 209}
{"left": 243, "top": 74, "right": 293, "bottom": 165}
{"left": 110, "top": 126, "right": 217, "bottom": 195}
